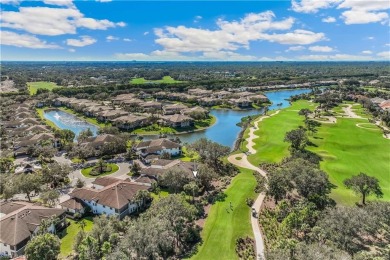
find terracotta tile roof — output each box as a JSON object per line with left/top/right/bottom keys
{"left": 92, "top": 176, "right": 129, "bottom": 187}
{"left": 70, "top": 180, "right": 149, "bottom": 209}
{"left": 0, "top": 202, "right": 65, "bottom": 247}
{"left": 60, "top": 198, "right": 84, "bottom": 210}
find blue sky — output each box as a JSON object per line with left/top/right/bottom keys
{"left": 1, "top": 0, "right": 389, "bottom": 61}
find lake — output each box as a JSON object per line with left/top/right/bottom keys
{"left": 44, "top": 109, "right": 99, "bottom": 138}
{"left": 146, "top": 88, "right": 312, "bottom": 147}
{"left": 44, "top": 88, "right": 311, "bottom": 146}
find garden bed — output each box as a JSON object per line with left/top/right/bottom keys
{"left": 81, "top": 163, "right": 119, "bottom": 178}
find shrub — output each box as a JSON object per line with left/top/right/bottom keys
{"left": 246, "top": 198, "right": 254, "bottom": 207}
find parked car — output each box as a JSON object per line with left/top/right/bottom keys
{"left": 251, "top": 207, "right": 257, "bottom": 218}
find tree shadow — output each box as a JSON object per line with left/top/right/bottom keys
{"left": 306, "top": 141, "right": 318, "bottom": 147}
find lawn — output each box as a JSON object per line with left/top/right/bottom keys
{"left": 60, "top": 217, "right": 94, "bottom": 257}
{"left": 247, "top": 100, "right": 310, "bottom": 166}
{"left": 191, "top": 167, "right": 256, "bottom": 260}
{"left": 307, "top": 117, "right": 390, "bottom": 205}
{"left": 130, "top": 76, "right": 184, "bottom": 84}
{"left": 28, "top": 81, "right": 59, "bottom": 95}
{"left": 81, "top": 163, "right": 119, "bottom": 178}
{"left": 179, "top": 146, "right": 199, "bottom": 162}
{"left": 246, "top": 100, "right": 390, "bottom": 205}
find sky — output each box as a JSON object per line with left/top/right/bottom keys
{"left": 1, "top": 0, "right": 390, "bottom": 61}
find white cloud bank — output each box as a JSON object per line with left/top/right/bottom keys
{"left": 66, "top": 35, "right": 96, "bottom": 47}
{"left": 1, "top": 30, "right": 60, "bottom": 49}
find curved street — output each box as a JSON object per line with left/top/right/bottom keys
{"left": 227, "top": 110, "right": 280, "bottom": 260}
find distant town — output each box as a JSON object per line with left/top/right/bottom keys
{"left": 1, "top": 61, "right": 389, "bottom": 260}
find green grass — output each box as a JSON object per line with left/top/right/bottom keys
{"left": 81, "top": 163, "right": 119, "bottom": 178}
{"left": 179, "top": 146, "right": 200, "bottom": 162}
{"left": 247, "top": 100, "right": 390, "bottom": 205}
{"left": 60, "top": 217, "right": 94, "bottom": 257}
{"left": 130, "top": 76, "right": 184, "bottom": 84}
{"left": 191, "top": 167, "right": 256, "bottom": 260}
{"left": 307, "top": 117, "right": 390, "bottom": 205}
{"left": 27, "top": 81, "right": 59, "bottom": 95}
{"left": 247, "top": 101, "right": 310, "bottom": 166}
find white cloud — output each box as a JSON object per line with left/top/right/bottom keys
{"left": 1, "top": 30, "right": 60, "bottom": 49}
{"left": 0, "top": 0, "right": 21, "bottom": 4}
{"left": 322, "top": 16, "right": 336, "bottom": 23}
{"left": 143, "top": 31, "right": 149, "bottom": 35}
{"left": 361, "top": 50, "right": 373, "bottom": 54}
{"left": 286, "top": 46, "right": 306, "bottom": 52}
{"left": 1, "top": 6, "right": 125, "bottom": 36}
{"left": 367, "top": 36, "right": 375, "bottom": 40}
{"left": 106, "top": 35, "right": 119, "bottom": 42}
{"left": 68, "top": 48, "right": 76, "bottom": 52}
{"left": 298, "top": 53, "right": 376, "bottom": 61}
{"left": 116, "top": 50, "right": 261, "bottom": 61}
{"left": 153, "top": 11, "right": 325, "bottom": 56}
{"left": 43, "top": 0, "right": 74, "bottom": 7}
{"left": 291, "top": 0, "right": 342, "bottom": 13}
{"left": 377, "top": 51, "right": 390, "bottom": 59}
{"left": 385, "top": 43, "right": 390, "bottom": 47}
{"left": 338, "top": 0, "right": 390, "bottom": 24}
{"left": 308, "top": 45, "right": 334, "bottom": 52}
{"left": 96, "top": 0, "right": 112, "bottom": 2}
{"left": 66, "top": 35, "right": 96, "bottom": 47}
{"left": 194, "top": 15, "right": 202, "bottom": 23}
{"left": 123, "top": 38, "right": 132, "bottom": 42}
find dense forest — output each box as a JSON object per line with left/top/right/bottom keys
{"left": 1, "top": 61, "right": 390, "bottom": 92}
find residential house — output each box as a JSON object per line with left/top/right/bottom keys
{"left": 198, "top": 97, "right": 220, "bottom": 107}
{"left": 163, "top": 103, "right": 188, "bottom": 115}
{"left": 96, "top": 109, "right": 128, "bottom": 122}
{"left": 139, "top": 101, "right": 162, "bottom": 112}
{"left": 135, "top": 138, "right": 182, "bottom": 162}
{"left": 111, "top": 114, "right": 148, "bottom": 130}
{"left": 379, "top": 100, "right": 390, "bottom": 111}
{"left": 59, "top": 198, "right": 85, "bottom": 216}
{"left": 65, "top": 178, "right": 149, "bottom": 219}
{"left": 80, "top": 134, "right": 117, "bottom": 150}
{"left": 140, "top": 159, "right": 197, "bottom": 180}
{"left": 213, "top": 90, "right": 232, "bottom": 99}
{"left": 248, "top": 94, "right": 269, "bottom": 103}
{"left": 160, "top": 114, "right": 194, "bottom": 128}
{"left": 181, "top": 106, "right": 209, "bottom": 118}
{"left": 111, "top": 94, "right": 135, "bottom": 105}
{"left": 231, "top": 97, "right": 253, "bottom": 108}
{"left": 0, "top": 202, "right": 66, "bottom": 258}
{"left": 187, "top": 88, "right": 212, "bottom": 97}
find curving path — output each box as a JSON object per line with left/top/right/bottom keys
{"left": 342, "top": 104, "right": 362, "bottom": 119}
{"left": 227, "top": 110, "right": 280, "bottom": 260}
{"left": 247, "top": 110, "right": 280, "bottom": 154}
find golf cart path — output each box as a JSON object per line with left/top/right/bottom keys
{"left": 342, "top": 104, "right": 362, "bottom": 119}
{"left": 227, "top": 110, "right": 280, "bottom": 259}
{"left": 247, "top": 110, "right": 280, "bottom": 154}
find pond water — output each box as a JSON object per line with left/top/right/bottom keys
{"left": 147, "top": 88, "right": 312, "bottom": 147}
{"left": 44, "top": 88, "right": 311, "bottom": 146}
{"left": 44, "top": 109, "right": 99, "bottom": 138}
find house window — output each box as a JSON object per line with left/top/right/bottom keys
{"left": 4, "top": 243, "right": 7, "bottom": 247}
{"left": 103, "top": 205, "right": 105, "bottom": 208}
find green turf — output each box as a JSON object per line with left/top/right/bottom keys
{"left": 130, "top": 76, "right": 184, "bottom": 84}
{"left": 81, "top": 163, "right": 119, "bottom": 178}
{"left": 27, "top": 81, "right": 59, "bottom": 95}
{"left": 247, "top": 101, "right": 310, "bottom": 166}
{"left": 247, "top": 100, "right": 390, "bottom": 205}
{"left": 307, "top": 117, "right": 390, "bottom": 205}
{"left": 60, "top": 217, "right": 94, "bottom": 257}
{"left": 191, "top": 167, "right": 256, "bottom": 260}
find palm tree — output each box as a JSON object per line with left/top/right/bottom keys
{"left": 97, "top": 158, "right": 105, "bottom": 174}
{"left": 134, "top": 190, "right": 150, "bottom": 210}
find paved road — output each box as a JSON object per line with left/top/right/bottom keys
{"left": 227, "top": 110, "right": 280, "bottom": 260}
